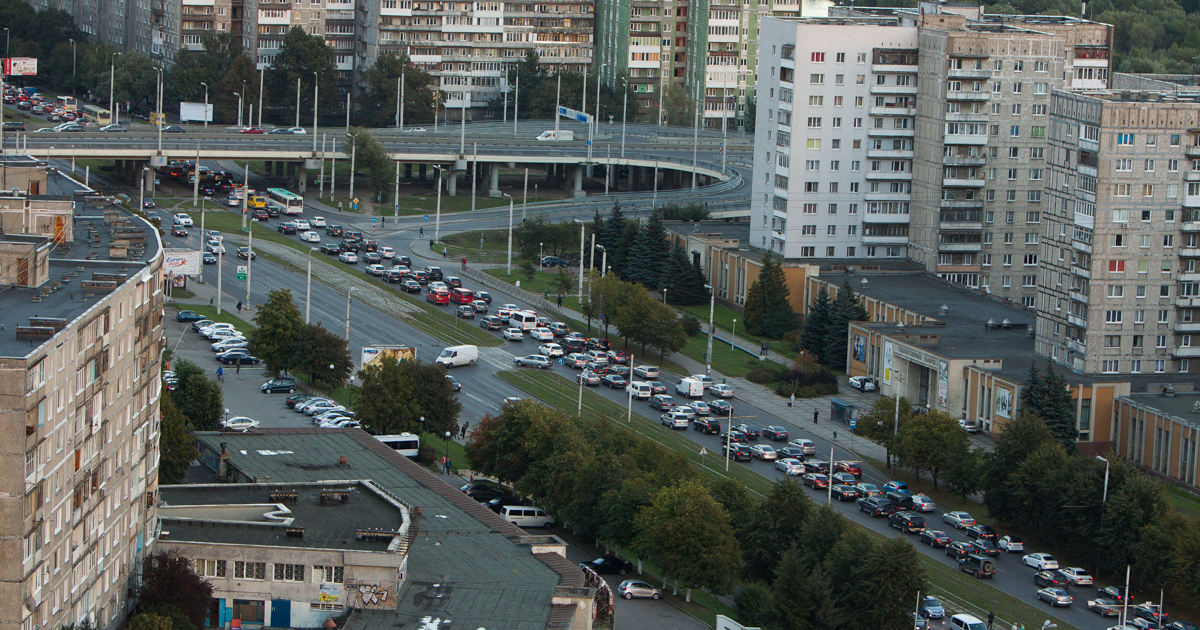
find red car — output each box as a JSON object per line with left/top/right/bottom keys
{"left": 239, "top": 127, "right": 266, "bottom": 134}
{"left": 171, "top": 226, "right": 188, "bottom": 237}
{"left": 834, "top": 461, "right": 864, "bottom": 478}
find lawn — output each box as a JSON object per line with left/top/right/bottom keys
{"left": 315, "top": 191, "right": 514, "bottom": 217}
{"left": 499, "top": 369, "right": 1081, "bottom": 630}
{"left": 483, "top": 267, "right": 580, "bottom": 306}
{"left": 675, "top": 302, "right": 797, "bottom": 357}
{"left": 679, "top": 333, "right": 768, "bottom": 379}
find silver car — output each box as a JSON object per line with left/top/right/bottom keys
{"left": 618, "top": 579, "right": 661, "bottom": 600}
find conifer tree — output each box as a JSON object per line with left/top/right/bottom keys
{"left": 802, "top": 285, "right": 832, "bottom": 359}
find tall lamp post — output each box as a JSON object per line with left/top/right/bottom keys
{"left": 704, "top": 284, "right": 715, "bottom": 375}
{"left": 306, "top": 247, "right": 318, "bottom": 323}
{"left": 69, "top": 39, "right": 76, "bottom": 103}
{"left": 596, "top": 245, "right": 607, "bottom": 278}
{"left": 444, "top": 431, "right": 453, "bottom": 472}
{"left": 620, "top": 77, "right": 628, "bottom": 159}
{"left": 344, "top": 287, "right": 357, "bottom": 341}
{"left": 1097, "top": 456, "right": 1111, "bottom": 503}
{"left": 108, "top": 52, "right": 121, "bottom": 127}
{"left": 233, "top": 92, "right": 242, "bottom": 129}
{"left": 200, "top": 82, "right": 209, "bottom": 128}
{"left": 574, "top": 219, "right": 586, "bottom": 296}
{"left": 503, "top": 192, "right": 514, "bottom": 274}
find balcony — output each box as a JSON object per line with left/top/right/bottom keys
{"left": 1071, "top": 264, "right": 1091, "bottom": 279}
{"left": 1187, "top": 146, "right": 1200, "bottom": 158}
{"left": 1068, "top": 313, "right": 1088, "bottom": 328}
{"left": 1181, "top": 272, "right": 1200, "bottom": 282}
{"left": 940, "top": 220, "right": 983, "bottom": 231}
{"left": 945, "top": 112, "right": 989, "bottom": 123}
{"left": 1068, "top": 289, "right": 1090, "bottom": 304}
{"left": 1076, "top": 164, "right": 1098, "bottom": 179}
{"left": 944, "top": 133, "right": 988, "bottom": 146}
{"left": 940, "top": 199, "right": 984, "bottom": 209}
{"left": 862, "top": 213, "right": 910, "bottom": 224}
{"left": 1073, "top": 239, "right": 1093, "bottom": 254}
{"left": 872, "top": 63, "right": 918, "bottom": 74}
{"left": 945, "top": 91, "right": 990, "bottom": 101}
{"left": 1184, "top": 222, "right": 1200, "bottom": 233}
{"left": 1173, "top": 346, "right": 1200, "bottom": 358}
{"left": 1186, "top": 195, "right": 1200, "bottom": 208}
{"left": 938, "top": 242, "right": 983, "bottom": 252}
{"left": 1067, "top": 338, "right": 1087, "bottom": 354}
{"left": 943, "top": 156, "right": 987, "bottom": 167}
{"left": 1080, "top": 138, "right": 1099, "bottom": 153}
{"left": 864, "top": 192, "right": 911, "bottom": 202}
{"left": 1185, "top": 171, "right": 1200, "bottom": 183}
{"left": 870, "top": 85, "right": 919, "bottom": 96}
{"left": 1178, "top": 297, "right": 1200, "bottom": 308}
{"left": 948, "top": 68, "right": 992, "bottom": 80}
{"left": 862, "top": 234, "right": 910, "bottom": 245}
{"left": 867, "top": 149, "right": 912, "bottom": 160}
{"left": 943, "top": 177, "right": 986, "bottom": 187}
{"left": 1180, "top": 248, "right": 1200, "bottom": 258}
{"left": 866, "top": 171, "right": 913, "bottom": 181}
{"left": 867, "top": 127, "right": 915, "bottom": 138}
{"left": 1176, "top": 322, "right": 1200, "bottom": 332}
{"left": 870, "top": 106, "right": 915, "bottom": 117}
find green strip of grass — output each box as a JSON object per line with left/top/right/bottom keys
{"left": 499, "top": 369, "right": 1079, "bottom": 630}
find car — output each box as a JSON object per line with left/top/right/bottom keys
{"left": 691, "top": 400, "right": 711, "bottom": 416}
{"left": 762, "top": 426, "right": 789, "bottom": 441}
{"left": 1038, "top": 587, "right": 1073, "bottom": 607}
{"left": 319, "top": 418, "right": 361, "bottom": 429}
{"left": 362, "top": 252, "right": 383, "bottom": 265}
{"left": 849, "top": 375, "right": 877, "bottom": 391}
{"left": 365, "top": 263, "right": 386, "bottom": 277}
{"left": 586, "top": 338, "right": 611, "bottom": 352}
{"left": 966, "top": 524, "right": 998, "bottom": 540}
{"left": 444, "top": 276, "right": 462, "bottom": 289}
{"left": 545, "top": 322, "right": 569, "bottom": 337}
{"left": 294, "top": 397, "right": 332, "bottom": 413}
{"left": 319, "top": 243, "right": 342, "bottom": 255}
{"left": 831, "top": 472, "right": 857, "bottom": 486}
{"left": 708, "top": 399, "right": 733, "bottom": 415}
{"left": 660, "top": 411, "right": 690, "bottom": 428}
{"left": 277, "top": 222, "right": 298, "bottom": 234}
{"left": 601, "top": 374, "right": 628, "bottom": 389}
{"left": 460, "top": 481, "right": 511, "bottom": 502}
{"left": 239, "top": 126, "right": 266, "bottom": 134}
{"left": 300, "top": 230, "right": 321, "bottom": 243}
{"left": 672, "top": 405, "right": 696, "bottom": 420}
{"left": 513, "top": 355, "right": 550, "bottom": 369}
{"left": 959, "top": 419, "right": 981, "bottom": 433}
{"left": 405, "top": 127, "right": 427, "bottom": 133}
{"left": 649, "top": 395, "right": 676, "bottom": 411}
{"left": 710, "top": 383, "right": 734, "bottom": 398}
{"left": 475, "top": 290, "right": 492, "bottom": 304}
{"left": 1061, "top": 568, "right": 1094, "bottom": 586}
{"left": 503, "top": 328, "right": 524, "bottom": 341}
{"left": 998, "top": 535, "right": 1024, "bottom": 552}
{"left": 424, "top": 266, "right": 443, "bottom": 281}
{"left": 943, "top": 512, "right": 976, "bottom": 529}
{"left": 911, "top": 494, "right": 936, "bottom": 512}
{"left": 199, "top": 323, "right": 236, "bottom": 336}
{"left": 606, "top": 350, "right": 628, "bottom": 365}
{"left": 1098, "top": 586, "right": 1127, "bottom": 603}
{"left": 221, "top": 353, "right": 262, "bottom": 365}
{"left": 968, "top": 539, "right": 1001, "bottom": 557}
{"left": 176, "top": 310, "right": 206, "bottom": 322}
{"left": 584, "top": 350, "right": 609, "bottom": 365}
{"left": 471, "top": 316, "right": 502, "bottom": 331}
{"left": 163, "top": 125, "right": 186, "bottom": 133}
{"left": 750, "top": 444, "right": 778, "bottom": 460}
{"left": 190, "top": 320, "right": 215, "bottom": 332}
{"left": 803, "top": 460, "right": 832, "bottom": 475}
{"left": 776, "top": 459, "right": 805, "bottom": 475}
{"left": 530, "top": 328, "right": 554, "bottom": 342}
{"left": 919, "top": 530, "right": 952, "bottom": 548}
{"left": 919, "top": 596, "right": 945, "bottom": 620}
{"left": 267, "top": 127, "right": 294, "bottom": 134}
{"left": 688, "top": 374, "right": 715, "bottom": 390}
{"left": 945, "top": 541, "right": 972, "bottom": 560}
{"left": 285, "top": 394, "right": 313, "bottom": 409}
{"left": 1089, "top": 599, "right": 1122, "bottom": 617}
{"left": 789, "top": 438, "right": 817, "bottom": 455}
{"left": 831, "top": 483, "right": 861, "bottom": 500}
{"left": 206, "top": 240, "right": 226, "bottom": 255}
{"left": 401, "top": 280, "right": 422, "bottom": 293}
{"left": 618, "top": 579, "right": 661, "bottom": 601}
{"left": 202, "top": 251, "right": 217, "bottom": 263}
{"left": 720, "top": 430, "right": 748, "bottom": 444}
{"left": 580, "top": 555, "right": 633, "bottom": 576}
{"left": 855, "top": 483, "right": 883, "bottom": 497}
{"left": 722, "top": 443, "right": 752, "bottom": 461}
{"left": 645, "top": 381, "right": 667, "bottom": 395}
{"left": 376, "top": 245, "right": 394, "bottom": 259}
{"left": 212, "top": 338, "right": 249, "bottom": 352}
{"left": 170, "top": 225, "right": 188, "bottom": 237}
{"left": 261, "top": 378, "right": 298, "bottom": 394}
{"left": 882, "top": 481, "right": 910, "bottom": 495}
{"left": 833, "top": 460, "right": 864, "bottom": 479}
{"left": 1132, "top": 604, "right": 1170, "bottom": 626}
{"left": 1023, "top": 553, "right": 1060, "bottom": 571}
{"left": 778, "top": 447, "right": 805, "bottom": 460}
{"left": 1166, "top": 622, "right": 1198, "bottom": 630}
{"left": 339, "top": 251, "right": 359, "bottom": 264}
{"left": 99, "top": 123, "right": 129, "bottom": 133}
{"left": 577, "top": 371, "right": 601, "bottom": 386}
{"left": 692, "top": 418, "right": 720, "bottom": 434}
{"left": 220, "top": 417, "right": 260, "bottom": 431}
{"left": 625, "top": 364, "right": 660, "bottom": 380}
{"left": 803, "top": 473, "right": 830, "bottom": 489}
{"left": 174, "top": 213, "right": 194, "bottom": 226}
{"left": 541, "top": 255, "right": 569, "bottom": 267}
{"left": 538, "top": 343, "right": 563, "bottom": 357}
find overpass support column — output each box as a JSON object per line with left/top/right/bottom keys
{"left": 488, "top": 164, "right": 500, "bottom": 197}
{"left": 298, "top": 164, "right": 307, "bottom": 194}
{"left": 418, "top": 164, "right": 427, "bottom": 182}
{"left": 276, "top": 161, "right": 285, "bottom": 179}
{"left": 572, "top": 165, "right": 584, "bottom": 198}
{"left": 447, "top": 172, "right": 458, "bottom": 196}
{"left": 405, "top": 163, "right": 413, "bottom": 181}
{"left": 263, "top": 161, "right": 271, "bottom": 178}
{"left": 544, "top": 165, "right": 553, "bottom": 183}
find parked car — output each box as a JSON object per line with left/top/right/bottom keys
{"left": 617, "top": 579, "right": 661, "bottom": 601}
{"left": 220, "top": 416, "right": 260, "bottom": 431}
{"left": 176, "top": 310, "right": 205, "bottom": 322}
{"left": 849, "top": 375, "right": 877, "bottom": 391}
{"left": 580, "top": 556, "right": 633, "bottom": 576}
{"left": 460, "top": 481, "right": 511, "bottom": 502}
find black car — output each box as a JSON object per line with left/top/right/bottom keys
{"left": 1133, "top": 604, "right": 1170, "bottom": 626}
{"left": 719, "top": 430, "right": 748, "bottom": 443}
{"left": 401, "top": 280, "right": 422, "bottom": 293}
{"left": 341, "top": 239, "right": 362, "bottom": 252}
{"left": 858, "top": 497, "right": 896, "bottom": 517}
{"left": 968, "top": 539, "right": 1001, "bottom": 557}
{"left": 563, "top": 337, "right": 586, "bottom": 352}
{"left": 425, "top": 266, "right": 444, "bottom": 281}
{"left": 456, "top": 305, "right": 475, "bottom": 319}
{"left": 221, "top": 354, "right": 262, "bottom": 366}
{"left": 479, "top": 316, "right": 505, "bottom": 330}
{"left": 601, "top": 374, "right": 627, "bottom": 389}
{"left": 484, "top": 495, "right": 530, "bottom": 513}
{"left": 945, "top": 541, "right": 972, "bottom": 560}
{"left": 965, "top": 524, "right": 998, "bottom": 541}
{"left": 762, "top": 426, "right": 789, "bottom": 441}
{"left": 362, "top": 252, "right": 383, "bottom": 264}
{"left": 261, "top": 377, "right": 297, "bottom": 393}
{"left": 1034, "top": 571, "right": 1068, "bottom": 588}
{"left": 586, "top": 338, "right": 611, "bottom": 352}
{"left": 919, "top": 530, "right": 952, "bottom": 548}
{"left": 320, "top": 243, "right": 343, "bottom": 255}
{"left": 832, "top": 485, "right": 861, "bottom": 501}
{"left": 395, "top": 255, "right": 413, "bottom": 268}
{"left": 203, "top": 252, "right": 217, "bottom": 264}
{"left": 277, "top": 222, "right": 298, "bottom": 234}
{"left": 445, "top": 375, "right": 461, "bottom": 392}
{"left": 580, "top": 555, "right": 633, "bottom": 576}
{"left": 803, "top": 460, "right": 832, "bottom": 474}
{"left": 693, "top": 418, "right": 721, "bottom": 434}
{"left": 237, "top": 246, "right": 257, "bottom": 260}
{"left": 709, "top": 399, "right": 733, "bottom": 416}
{"left": 383, "top": 269, "right": 406, "bottom": 283}
{"left": 460, "top": 481, "right": 511, "bottom": 502}
{"left": 541, "top": 256, "right": 569, "bottom": 267}
{"left": 732, "top": 424, "right": 760, "bottom": 439}
{"left": 445, "top": 276, "right": 463, "bottom": 289}
{"left": 475, "top": 290, "right": 492, "bottom": 304}
{"left": 252, "top": 209, "right": 270, "bottom": 221}
{"left": 162, "top": 125, "right": 186, "bottom": 133}
{"left": 1097, "top": 585, "right": 1127, "bottom": 603}
{"left": 326, "top": 224, "right": 344, "bottom": 236}
{"left": 777, "top": 447, "right": 806, "bottom": 460}
{"left": 176, "top": 310, "right": 206, "bottom": 322}
{"left": 722, "top": 444, "right": 752, "bottom": 461}
{"left": 286, "top": 393, "right": 313, "bottom": 408}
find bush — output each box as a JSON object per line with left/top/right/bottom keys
{"left": 416, "top": 444, "right": 439, "bottom": 464}
{"left": 773, "top": 363, "right": 839, "bottom": 398}
{"left": 776, "top": 382, "right": 838, "bottom": 398}
{"left": 682, "top": 315, "right": 702, "bottom": 337}
{"left": 746, "top": 363, "right": 785, "bottom": 384}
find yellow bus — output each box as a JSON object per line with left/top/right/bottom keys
{"left": 81, "top": 104, "right": 110, "bottom": 126}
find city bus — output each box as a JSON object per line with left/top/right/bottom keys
{"left": 80, "top": 104, "right": 109, "bottom": 126}
{"left": 56, "top": 96, "right": 77, "bottom": 112}
{"left": 374, "top": 433, "right": 420, "bottom": 457}
{"left": 265, "top": 187, "right": 304, "bottom": 216}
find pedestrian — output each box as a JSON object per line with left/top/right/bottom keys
{"left": 788, "top": 393, "right": 794, "bottom": 408}
{"left": 236, "top": 362, "right": 241, "bottom": 374}
{"left": 445, "top": 459, "right": 452, "bottom": 475}
{"left": 443, "top": 246, "right": 448, "bottom": 257}
{"left": 557, "top": 295, "right": 563, "bottom": 307}
{"left": 236, "top": 301, "right": 242, "bottom": 313}
{"left": 338, "top": 201, "right": 344, "bottom": 211}
{"left": 381, "top": 216, "right": 386, "bottom": 226}
{"left": 420, "top": 226, "right": 424, "bottom": 236}
{"left": 462, "top": 421, "right": 470, "bottom": 438}
{"left": 216, "top": 366, "right": 223, "bottom": 382}
{"left": 813, "top": 409, "right": 819, "bottom": 424}
{"left": 452, "top": 422, "right": 460, "bottom": 438}
{"left": 760, "top": 342, "right": 768, "bottom": 358}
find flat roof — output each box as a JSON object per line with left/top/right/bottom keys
{"left": 159, "top": 483, "right": 404, "bottom": 552}
{"left": 190, "top": 429, "right": 574, "bottom": 630}
{"left": 1123, "top": 393, "right": 1200, "bottom": 427}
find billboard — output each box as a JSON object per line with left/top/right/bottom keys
{"left": 3, "top": 58, "right": 37, "bottom": 76}
{"left": 163, "top": 250, "right": 202, "bottom": 276}
{"left": 360, "top": 345, "right": 415, "bottom": 369}
{"left": 179, "top": 102, "right": 213, "bottom": 123}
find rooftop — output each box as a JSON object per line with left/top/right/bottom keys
{"left": 190, "top": 429, "right": 579, "bottom": 630}
{"left": 1123, "top": 392, "right": 1200, "bottom": 428}
{"left": 159, "top": 482, "right": 405, "bottom": 552}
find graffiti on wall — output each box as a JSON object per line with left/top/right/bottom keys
{"left": 347, "top": 579, "right": 394, "bottom": 609}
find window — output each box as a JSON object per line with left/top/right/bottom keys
{"left": 837, "top": 52, "right": 845, "bottom": 63}
{"left": 1023, "top": 254, "right": 1038, "bottom": 266}
{"left": 801, "top": 225, "right": 816, "bottom": 235}
{"left": 1023, "top": 275, "right": 1037, "bottom": 287}
{"left": 1146, "top": 159, "right": 1156, "bottom": 173}
{"left": 808, "top": 95, "right": 823, "bottom": 107}
{"left": 1032, "top": 104, "right": 1047, "bottom": 116}
{"left": 1010, "top": 125, "right": 1020, "bottom": 137}
{"left": 811, "top": 52, "right": 825, "bottom": 63}
{"left": 1109, "top": 260, "right": 1125, "bottom": 273}
{"left": 196, "top": 560, "right": 226, "bottom": 578}
{"left": 1108, "top": 285, "right": 1124, "bottom": 298}
{"left": 803, "top": 203, "right": 817, "bottom": 214}
{"left": 1104, "top": 335, "right": 1121, "bottom": 348}
{"left": 1158, "top": 334, "right": 1169, "bottom": 347}
{"left": 806, "top": 139, "right": 821, "bottom": 149}
{"left": 774, "top": 175, "right": 789, "bottom": 190}
{"left": 1143, "top": 185, "right": 1154, "bottom": 198}
{"left": 810, "top": 73, "right": 825, "bottom": 85}
{"left": 1116, "top": 159, "right": 1133, "bottom": 172}
{"left": 235, "top": 562, "right": 267, "bottom": 580}
{"left": 804, "top": 181, "right": 818, "bottom": 192}
{"left": 1105, "top": 310, "right": 1123, "bottom": 324}
{"left": 274, "top": 564, "right": 305, "bottom": 582}
{"left": 1117, "top": 133, "right": 1134, "bottom": 146}
{"left": 1030, "top": 147, "right": 1044, "bottom": 159}
{"left": 233, "top": 601, "right": 265, "bottom": 624}
{"left": 1102, "top": 360, "right": 1119, "bottom": 374}
{"left": 1031, "top": 126, "right": 1045, "bottom": 138}
{"left": 1112, "top": 208, "right": 1130, "bottom": 222}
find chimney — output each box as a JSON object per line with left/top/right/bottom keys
{"left": 217, "top": 442, "right": 230, "bottom": 480}
{"left": 338, "top": 456, "right": 348, "bottom": 468}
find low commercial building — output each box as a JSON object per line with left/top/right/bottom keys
{"left": 1114, "top": 391, "right": 1200, "bottom": 491}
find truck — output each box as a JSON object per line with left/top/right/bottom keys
{"left": 536, "top": 130, "right": 574, "bottom": 141}
{"left": 435, "top": 344, "right": 478, "bottom": 368}
{"left": 675, "top": 377, "right": 704, "bottom": 399}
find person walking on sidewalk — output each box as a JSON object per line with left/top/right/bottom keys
{"left": 813, "top": 409, "right": 820, "bottom": 424}
{"left": 760, "top": 342, "right": 769, "bottom": 359}
{"left": 461, "top": 421, "right": 470, "bottom": 438}
{"left": 789, "top": 393, "right": 794, "bottom": 408}
{"left": 236, "top": 301, "right": 242, "bottom": 313}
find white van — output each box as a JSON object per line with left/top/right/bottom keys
{"left": 500, "top": 505, "right": 555, "bottom": 529}
{"left": 627, "top": 381, "right": 653, "bottom": 400}
{"left": 435, "top": 345, "right": 478, "bottom": 368}
{"left": 949, "top": 615, "right": 986, "bottom": 630}
{"left": 536, "top": 130, "right": 574, "bottom": 141}
{"left": 509, "top": 310, "right": 539, "bottom": 331}
{"left": 675, "top": 378, "right": 704, "bottom": 399}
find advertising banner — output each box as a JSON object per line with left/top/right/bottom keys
{"left": 3, "top": 58, "right": 37, "bottom": 76}
{"left": 163, "top": 250, "right": 202, "bottom": 275}
{"left": 360, "top": 345, "right": 415, "bottom": 369}
{"left": 883, "top": 341, "right": 894, "bottom": 385}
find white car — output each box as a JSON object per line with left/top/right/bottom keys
{"left": 319, "top": 418, "right": 360, "bottom": 429}
{"left": 366, "top": 264, "right": 387, "bottom": 276}
{"left": 313, "top": 411, "right": 354, "bottom": 424}
{"left": 710, "top": 383, "right": 734, "bottom": 398}
{"left": 227, "top": 196, "right": 241, "bottom": 207}
{"left": 688, "top": 374, "right": 715, "bottom": 390}
{"left": 173, "top": 213, "right": 193, "bottom": 226}
{"left": 672, "top": 406, "right": 696, "bottom": 420}
{"left": 380, "top": 246, "right": 395, "bottom": 258}
{"left": 911, "top": 494, "right": 936, "bottom": 512}
{"left": 633, "top": 365, "right": 660, "bottom": 379}
{"left": 496, "top": 304, "right": 520, "bottom": 319}
{"left": 305, "top": 401, "right": 344, "bottom": 415}
{"left": 221, "top": 416, "right": 259, "bottom": 431}
{"left": 849, "top": 376, "right": 877, "bottom": 392}
{"left": 538, "top": 343, "right": 564, "bottom": 357}
{"left": 959, "top": 419, "right": 981, "bottom": 433}
{"left": 206, "top": 240, "right": 225, "bottom": 255}
{"left": 775, "top": 458, "right": 805, "bottom": 475}
{"left": 503, "top": 328, "right": 524, "bottom": 341}
{"left": 750, "top": 444, "right": 778, "bottom": 460}
{"left": 310, "top": 216, "right": 327, "bottom": 227}
{"left": 300, "top": 230, "right": 321, "bottom": 243}
{"left": 530, "top": 328, "right": 554, "bottom": 342}
{"left": 942, "top": 511, "right": 976, "bottom": 529}
{"left": 789, "top": 438, "right": 817, "bottom": 455}
{"left": 427, "top": 281, "right": 448, "bottom": 292}
{"left": 211, "top": 338, "right": 249, "bottom": 352}
{"left": 199, "top": 322, "right": 236, "bottom": 335}
{"left": 997, "top": 535, "right": 1024, "bottom": 552}
{"left": 1060, "top": 568, "right": 1093, "bottom": 585}
{"left": 286, "top": 127, "right": 308, "bottom": 135}
{"left": 339, "top": 251, "right": 359, "bottom": 264}
{"left": 1022, "top": 553, "right": 1059, "bottom": 571}
{"left": 293, "top": 219, "right": 311, "bottom": 231}
{"left": 295, "top": 398, "right": 331, "bottom": 413}
{"left": 404, "top": 127, "right": 427, "bottom": 133}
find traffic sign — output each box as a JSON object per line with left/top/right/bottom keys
{"left": 556, "top": 106, "right": 592, "bottom": 123}
{"left": 585, "top": 140, "right": 591, "bottom": 146}
{"left": 424, "top": 214, "right": 429, "bottom": 221}
{"left": 372, "top": 217, "right": 377, "bottom": 223}
{"left": 236, "top": 265, "right": 247, "bottom": 281}
{"left": 154, "top": 179, "right": 160, "bottom": 185}
{"left": 394, "top": 203, "right": 399, "bottom": 213}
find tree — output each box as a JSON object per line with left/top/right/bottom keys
{"left": 169, "top": 359, "right": 224, "bottom": 431}
{"left": 640, "top": 300, "right": 688, "bottom": 360}
{"left": 354, "top": 356, "right": 460, "bottom": 438}
{"left": 983, "top": 412, "right": 1056, "bottom": 522}
{"left": 249, "top": 288, "right": 304, "bottom": 374}
{"left": 743, "top": 97, "right": 756, "bottom": 133}
{"left": 895, "top": 410, "right": 963, "bottom": 490}
{"left": 632, "top": 479, "right": 741, "bottom": 601}
{"left": 127, "top": 613, "right": 172, "bottom": 630}
{"left": 356, "top": 52, "right": 437, "bottom": 127}
{"left": 855, "top": 395, "right": 913, "bottom": 468}
{"left": 942, "top": 446, "right": 985, "bottom": 503}
{"left": 801, "top": 285, "right": 832, "bottom": 357}
{"left": 661, "top": 82, "right": 697, "bottom": 127}
{"left": 1040, "top": 365, "right": 1078, "bottom": 450}
{"left": 96, "top": 53, "right": 158, "bottom": 116}
{"left": 165, "top": 33, "right": 252, "bottom": 121}
{"left": 824, "top": 279, "right": 869, "bottom": 370}
{"left": 139, "top": 551, "right": 214, "bottom": 629}
{"left": 741, "top": 479, "right": 813, "bottom": 581}
{"left": 138, "top": 606, "right": 197, "bottom": 630}
{"left": 506, "top": 49, "right": 550, "bottom": 119}
{"left": 291, "top": 323, "right": 353, "bottom": 390}
{"left": 1020, "top": 361, "right": 1046, "bottom": 417}
{"left": 744, "top": 251, "right": 796, "bottom": 338}
{"left": 266, "top": 27, "right": 337, "bottom": 122}
{"left": 465, "top": 399, "right": 542, "bottom": 483}
{"left": 858, "top": 537, "right": 928, "bottom": 630}
{"left": 734, "top": 582, "right": 774, "bottom": 629}
{"left": 159, "top": 397, "right": 198, "bottom": 485}
{"left": 347, "top": 128, "right": 395, "bottom": 200}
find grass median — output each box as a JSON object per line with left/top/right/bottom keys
{"left": 498, "top": 368, "right": 1080, "bottom": 630}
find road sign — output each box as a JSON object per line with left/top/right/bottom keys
{"left": 424, "top": 214, "right": 429, "bottom": 221}
{"left": 372, "top": 217, "right": 377, "bottom": 223}
{"left": 154, "top": 179, "right": 160, "bottom": 185}
{"left": 394, "top": 203, "right": 399, "bottom": 213}
{"left": 556, "top": 106, "right": 592, "bottom": 124}
{"left": 236, "top": 265, "right": 247, "bottom": 281}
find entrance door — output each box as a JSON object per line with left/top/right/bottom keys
{"left": 271, "top": 600, "right": 290, "bottom": 628}
{"left": 205, "top": 599, "right": 220, "bottom": 628}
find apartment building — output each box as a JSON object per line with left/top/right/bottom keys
{"left": 27, "top": 0, "right": 172, "bottom": 61}
{"left": 751, "top": 8, "right": 1111, "bottom": 309}
{"left": 1039, "top": 88, "right": 1200, "bottom": 377}
{"left": 595, "top": 0, "right": 703, "bottom": 121}
{"left": 0, "top": 160, "right": 164, "bottom": 630}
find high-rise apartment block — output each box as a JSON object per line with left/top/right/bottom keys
{"left": 752, "top": 7, "right": 1111, "bottom": 309}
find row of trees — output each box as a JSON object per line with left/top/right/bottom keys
{"left": 580, "top": 271, "right": 688, "bottom": 359}
{"left": 248, "top": 289, "right": 353, "bottom": 390}
{"left": 465, "top": 400, "right": 927, "bottom": 624}
{"left": 589, "top": 204, "right": 710, "bottom": 304}
{"left": 355, "top": 355, "right": 460, "bottom": 438}
{"left": 856, "top": 397, "right": 982, "bottom": 498}
{"left": 742, "top": 252, "right": 799, "bottom": 340}
{"left": 800, "top": 281, "right": 870, "bottom": 370}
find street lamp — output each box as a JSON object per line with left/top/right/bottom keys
{"left": 503, "top": 192, "right": 514, "bottom": 275}
{"left": 539, "top": 242, "right": 543, "bottom": 266}
{"left": 3, "top": 28, "right": 8, "bottom": 57}
{"left": 596, "top": 245, "right": 607, "bottom": 278}
{"left": 200, "top": 82, "right": 209, "bottom": 129}
{"left": 731, "top": 318, "right": 737, "bottom": 350}
{"left": 313, "top": 71, "right": 320, "bottom": 154}
{"left": 306, "top": 247, "right": 318, "bottom": 323}
{"left": 233, "top": 92, "right": 242, "bottom": 129}
{"left": 574, "top": 219, "right": 586, "bottom": 297}
{"left": 704, "top": 284, "right": 715, "bottom": 375}
{"left": 444, "top": 431, "right": 452, "bottom": 472}
{"left": 108, "top": 52, "right": 121, "bottom": 127}
{"left": 1097, "top": 456, "right": 1111, "bottom": 503}
{"left": 69, "top": 39, "right": 76, "bottom": 103}
{"left": 345, "top": 287, "right": 358, "bottom": 340}
{"left": 621, "top": 76, "right": 628, "bottom": 159}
